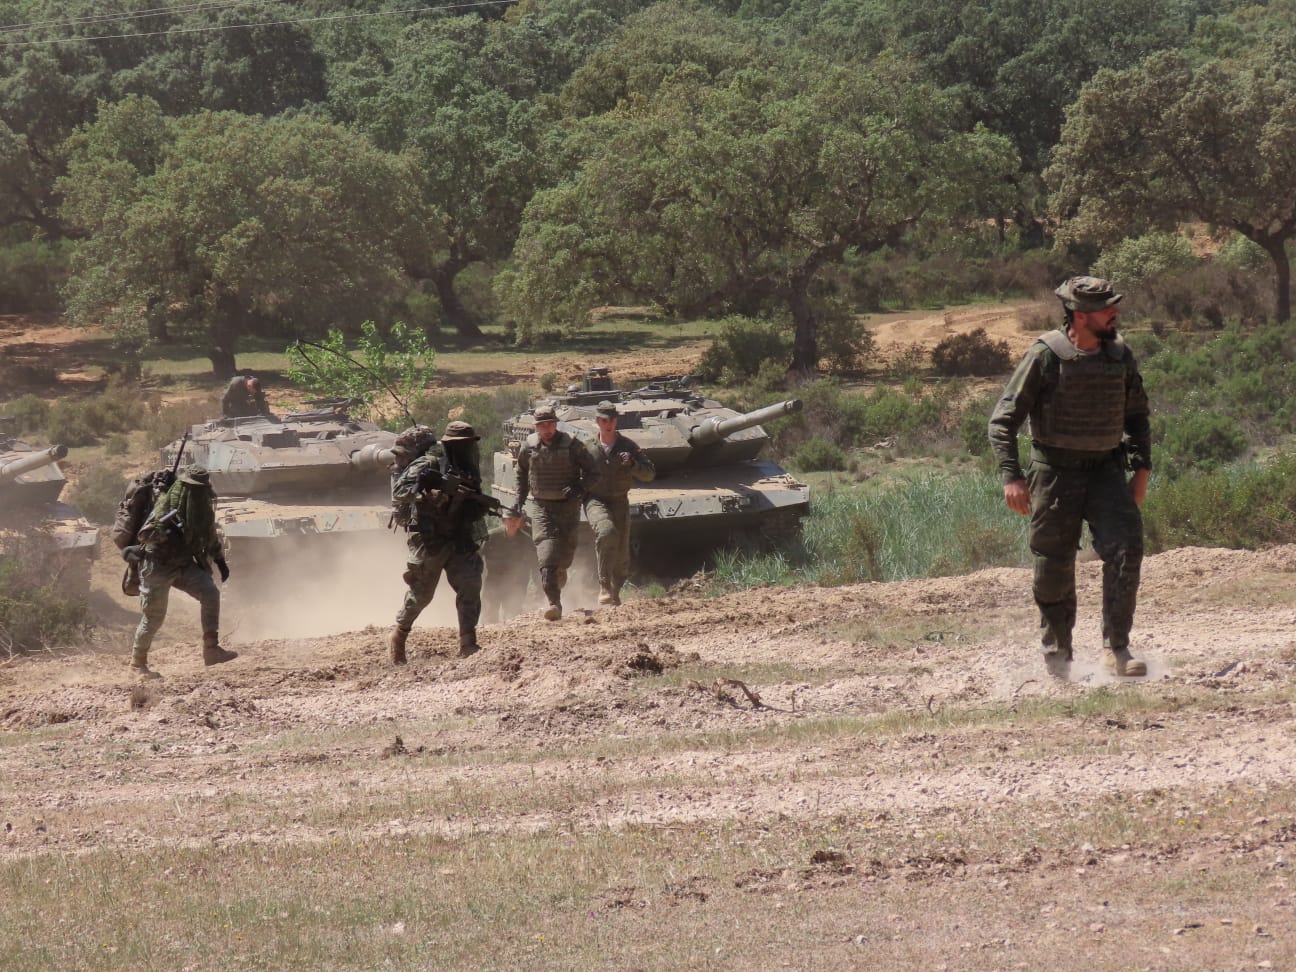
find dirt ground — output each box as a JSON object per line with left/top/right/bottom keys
{"left": 5, "top": 306, "right": 1295, "bottom": 969}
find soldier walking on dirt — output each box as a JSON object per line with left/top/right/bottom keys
{"left": 480, "top": 508, "right": 538, "bottom": 622}
{"left": 123, "top": 464, "right": 237, "bottom": 678}
{"left": 511, "top": 403, "right": 600, "bottom": 621}
{"left": 583, "top": 401, "right": 654, "bottom": 606}
{"left": 221, "top": 374, "right": 272, "bottom": 419}
{"left": 388, "top": 421, "right": 489, "bottom": 663}
{"left": 988, "top": 275, "right": 1152, "bottom": 680}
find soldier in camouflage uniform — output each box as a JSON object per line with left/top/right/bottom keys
{"left": 124, "top": 464, "right": 237, "bottom": 678}
{"left": 480, "top": 508, "right": 537, "bottom": 622}
{"left": 388, "top": 421, "right": 488, "bottom": 664}
{"left": 220, "top": 375, "right": 272, "bottom": 419}
{"left": 512, "top": 403, "right": 600, "bottom": 620}
{"left": 583, "top": 401, "right": 655, "bottom": 606}
{"left": 988, "top": 276, "right": 1152, "bottom": 680}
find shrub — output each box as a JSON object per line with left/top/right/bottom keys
{"left": 538, "top": 372, "right": 558, "bottom": 393}
{"left": 0, "top": 239, "right": 68, "bottom": 313}
{"left": 931, "top": 328, "right": 1012, "bottom": 377}
{"left": 792, "top": 437, "right": 846, "bottom": 472}
{"left": 817, "top": 306, "right": 876, "bottom": 375}
{"left": 1156, "top": 410, "right": 1249, "bottom": 479}
{"left": 958, "top": 396, "right": 997, "bottom": 459}
{"left": 2, "top": 394, "right": 50, "bottom": 434}
{"left": 884, "top": 343, "right": 928, "bottom": 380}
{"left": 103, "top": 434, "right": 130, "bottom": 456}
{"left": 45, "top": 399, "right": 100, "bottom": 447}
{"left": 42, "top": 377, "right": 146, "bottom": 448}
{"left": 70, "top": 465, "right": 128, "bottom": 525}
{"left": 1092, "top": 232, "right": 1196, "bottom": 287}
{"left": 696, "top": 316, "right": 791, "bottom": 383}
{"left": 1143, "top": 453, "right": 1296, "bottom": 552}
{"left": 0, "top": 536, "right": 92, "bottom": 654}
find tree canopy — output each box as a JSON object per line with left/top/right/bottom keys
{"left": 1048, "top": 47, "right": 1296, "bottom": 321}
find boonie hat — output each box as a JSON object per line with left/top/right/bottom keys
{"left": 441, "top": 420, "right": 480, "bottom": 442}
{"left": 393, "top": 424, "right": 438, "bottom": 456}
{"left": 1055, "top": 275, "right": 1123, "bottom": 312}
{"left": 178, "top": 463, "right": 211, "bottom": 486}
{"left": 532, "top": 404, "right": 558, "bottom": 423}
{"left": 595, "top": 401, "right": 618, "bottom": 418}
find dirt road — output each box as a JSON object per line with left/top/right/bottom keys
{"left": 2, "top": 543, "right": 1294, "bottom": 968}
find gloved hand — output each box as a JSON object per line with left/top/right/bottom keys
{"left": 215, "top": 558, "right": 230, "bottom": 583}
{"left": 122, "top": 545, "right": 145, "bottom": 564}
{"left": 618, "top": 451, "right": 634, "bottom": 467}
{"left": 561, "top": 485, "right": 583, "bottom": 501}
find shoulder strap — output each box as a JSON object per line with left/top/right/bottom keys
{"left": 1038, "top": 329, "right": 1079, "bottom": 361}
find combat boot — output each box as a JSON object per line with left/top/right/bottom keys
{"left": 129, "top": 649, "right": 162, "bottom": 680}
{"left": 598, "top": 586, "right": 617, "bottom": 606}
{"left": 1042, "top": 646, "right": 1072, "bottom": 681}
{"left": 202, "top": 633, "right": 238, "bottom": 667}
{"left": 458, "top": 629, "right": 481, "bottom": 658}
{"left": 540, "top": 568, "right": 562, "bottom": 621}
{"left": 543, "top": 601, "right": 563, "bottom": 621}
{"left": 389, "top": 626, "right": 409, "bottom": 666}
{"left": 1104, "top": 646, "right": 1147, "bottom": 677}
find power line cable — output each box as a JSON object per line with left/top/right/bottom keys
{"left": 0, "top": 0, "right": 290, "bottom": 35}
{"left": 0, "top": 0, "right": 517, "bottom": 49}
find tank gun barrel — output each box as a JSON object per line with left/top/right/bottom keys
{"left": 690, "top": 400, "right": 802, "bottom": 446}
{"left": 0, "top": 444, "right": 68, "bottom": 482}
{"left": 349, "top": 443, "right": 398, "bottom": 469}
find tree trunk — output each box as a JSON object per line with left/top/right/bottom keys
{"left": 788, "top": 282, "right": 818, "bottom": 376}
{"left": 208, "top": 293, "right": 242, "bottom": 379}
{"left": 431, "top": 266, "right": 484, "bottom": 341}
{"left": 146, "top": 296, "right": 170, "bottom": 343}
{"left": 1260, "top": 237, "right": 1291, "bottom": 323}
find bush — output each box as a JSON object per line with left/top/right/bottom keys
{"left": 143, "top": 399, "right": 216, "bottom": 449}
{"left": 43, "top": 377, "right": 147, "bottom": 448}
{"left": 1144, "top": 453, "right": 1296, "bottom": 552}
{"left": 1092, "top": 232, "right": 1197, "bottom": 287}
{"left": 70, "top": 465, "right": 129, "bottom": 525}
{"left": 792, "top": 437, "right": 846, "bottom": 472}
{"left": 45, "top": 399, "right": 100, "bottom": 447}
{"left": 0, "top": 536, "right": 92, "bottom": 654}
{"left": 2, "top": 394, "right": 50, "bottom": 434}
{"left": 958, "top": 396, "right": 998, "bottom": 459}
{"left": 1156, "top": 410, "right": 1249, "bottom": 479}
{"left": 931, "top": 328, "right": 1012, "bottom": 377}
{"left": 696, "top": 316, "right": 792, "bottom": 383}
{"left": 0, "top": 239, "right": 68, "bottom": 313}
{"left": 816, "top": 304, "right": 876, "bottom": 375}
{"left": 103, "top": 433, "right": 130, "bottom": 456}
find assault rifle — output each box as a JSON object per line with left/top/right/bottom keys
{"left": 417, "top": 466, "right": 503, "bottom": 520}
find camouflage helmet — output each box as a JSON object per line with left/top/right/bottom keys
{"left": 595, "top": 401, "right": 619, "bottom": 419}
{"left": 532, "top": 404, "right": 558, "bottom": 423}
{"left": 178, "top": 463, "right": 211, "bottom": 486}
{"left": 393, "top": 424, "right": 438, "bottom": 458}
{"left": 1055, "top": 275, "right": 1123, "bottom": 312}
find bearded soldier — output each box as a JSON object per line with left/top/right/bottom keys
{"left": 989, "top": 276, "right": 1152, "bottom": 680}
{"left": 583, "top": 401, "right": 654, "bottom": 605}
{"left": 388, "top": 421, "right": 489, "bottom": 663}
{"left": 123, "top": 464, "right": 237, "bottom": 678}
{"left": 511, "top": 403, "right": 600, "bottom": 620}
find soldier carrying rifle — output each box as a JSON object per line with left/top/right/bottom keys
{"left": 387, "top": 420, "right": 499, "bottom": 664}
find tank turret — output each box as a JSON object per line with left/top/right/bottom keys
{"left": 0, "top": 432, "right": 96, "bottom": 594}
{"left": 492, "top": 369, "right": 809, "bottom": 557}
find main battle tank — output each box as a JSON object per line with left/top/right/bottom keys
{"left": 158, "top": 398, "right": 405, "bottom": 637}
{"left": 0, "top": 425, "right": 98, "bottom": 593}
{"left": 491, "top": 368, "right": 810, "bottom": 557}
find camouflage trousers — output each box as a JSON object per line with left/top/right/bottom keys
{"left": 584, "top": 495, "right": 631, "bottom": 595}
{"left": 394, "top": 533, "right": 483, "bottom": 635}
{"left": 481, "top": 532, "right": 536, "bottom": 623}
{"left": 529, "top": 498, "right": 581, "bottom": 576}
{"left": 1027, "top": 458, "right": 1143, "bottom": 653}
{"left": 132, "top": 555, "right": 220, "bottom": 654}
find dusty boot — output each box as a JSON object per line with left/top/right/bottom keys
{"left": 129, "top": 648, "right": 162, "bottom": 680}
{"left": 598, "top": 587, "right": 615, "bottom": 606}
{"left": 1104, "top": 646, "right": 1147, "bottom": 677}
{"left": 202, "top": 633, "right": 238, "bottom": 667}
{"left": 458, "top": 629, "right": 481, "bottom": 658}
{"left": 540, "top": 568, "right": 562, "bottom": 621}
{"left": 1042, "top": 646, "right": 1072, "bottom": 681}
{"left": 389, "top": 626, "right": 409, "bottom": 666}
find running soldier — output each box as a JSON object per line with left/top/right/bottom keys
{"left": 583, "top": 401, "right": 654, "bottom": 605}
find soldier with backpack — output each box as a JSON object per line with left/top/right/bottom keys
{"left": 989, "top": 276, "right": 1152, "bottom": 681}
{"left": 121, "top": 464, "right": 237, "bottom": 678}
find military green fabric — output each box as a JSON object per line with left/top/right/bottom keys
{"left": 131, "top": 557, "right": 220, "bottom": 656}
{"left": 1027, "top": 457, "right": 1143, "bottom": 652}
{"left": 530, "top": 497, "right": 581, "bottom": 573}
{"left": 516, "top": 430, "right": 599, "bottom": 502}
{"left": 146, "top": 479, "right": 219, "bottom": 558}
{"left": 394, "top": 534, "right": 483, "bottom": 636}
{"left": 988, "top": 329, "right": 1151, "bottom": 485}
{"left": 584, "top": 496, "right": 632, "bottom": 596}
{"left": 393, "top": 454, "right": 484, "bottom": 551}
{"left": 480, "top": 523, "right": 536, "bottom": 622}
{"left": 584, "top": 432, "right": 655, "bottom": 502}
{"left": 221, "top": 375, "right": 269, "bottom": 418}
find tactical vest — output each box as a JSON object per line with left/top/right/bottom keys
{"left": 585, "top": 434, "right": 638, "bottom": 501}
{"left": 1028, "top": 331, "right": 1128, "bottom": 453}
{"left": 525, "top": 431, "right": 582, "bottom": 500}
